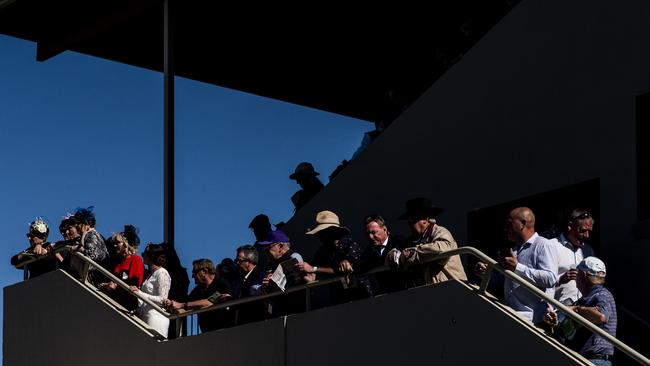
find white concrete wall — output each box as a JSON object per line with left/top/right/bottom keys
{"left": 282, "top": 0, "right": 650, "bottom": 346}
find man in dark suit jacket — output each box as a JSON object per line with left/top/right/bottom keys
{"left": 234, "top": 245, "right": 265, "bottom": 324}
{"left": 354, "top": 214, "right": 408, "bottom": 296}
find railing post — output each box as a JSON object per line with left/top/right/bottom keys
{"left": 79, "top": 260, "right": 91, "bottom": 285}
{"left": 305, "top": 287, "right": 311, "bottom": 311}
{"left": 479, "top": 264, "right": 494, "bottom": 294}
{"left": 23, "top": 264, "right": 29, "bottom": 281}
{"left": 173, "top": 318, "right": 182, "bottom": 339}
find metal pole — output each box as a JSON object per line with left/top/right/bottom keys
{"left": 163, "top": 0, "right": 175, "bottom": 246}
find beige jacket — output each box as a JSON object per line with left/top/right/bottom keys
{"left": 403, "top": 225, "right": 468, "bottom": 284}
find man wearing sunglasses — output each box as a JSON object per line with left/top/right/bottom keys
{"left": 166, "top": 259, "right": 234, "bottom": 332}
{"left": 554, "top": 208, "right": 596, "bottom": 305}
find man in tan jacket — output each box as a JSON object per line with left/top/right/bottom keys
{"left": 387, "top": 197, "right": 467, "bottom": 284}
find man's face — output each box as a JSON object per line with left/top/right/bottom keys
{"left": 569, "top": 219, "right": 593, "bottom": 246}
{"left": 506, "top": 215, "right": 523, "bottom": 243}
{"left": 408, "top": 216, "right": 429, "bottom": 236}
{"left": 295, "top": 176, "right": 308, "bottom": 189}
{"left": 235, "top": 251, "right": 250, "bottom": 272}
{"left": 365, "top": 221, "right": 388, "bottom": 246}
{"left": 192, "top": 266, "right": 210, "bottom": 286}
{"left": 266, "top": 243, "right": 283, "bottom": 260}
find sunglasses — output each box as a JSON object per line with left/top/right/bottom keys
{"left": 571, "top": 212, "right": 592, "bottom": 221}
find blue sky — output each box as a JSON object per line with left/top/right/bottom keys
{"left": 0, "top": 34, "right": 371, "bottom": 334}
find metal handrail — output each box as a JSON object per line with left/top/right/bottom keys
{"left": 15, "top": 247, "right": 173, "bottom": 319}
{"left": 15, "top": 244, "right": 72, "bottom": 280}
{"left": 69, "top": 251, "right": 173, "bottom": 318}
{"left": 16, "top": 245, "right": 650, "bottom": 365}
{"left": 438, "top": 247, "right": 650, "bottom": 366}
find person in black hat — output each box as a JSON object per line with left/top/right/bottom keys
{"left": 249, "top": 213, "right": 272, "bottom": 271}
{"left": 289, "top": 162, "right": 324, "bottom": 212}
{"left": 386, "top": 198, "right": 467, "bottom": 284}
{"left": 249, "top": 214, "right": 272, "bottom": 242}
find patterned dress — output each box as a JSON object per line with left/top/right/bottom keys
{"left": 136, "top": 267, "right": 171, "bottom": 338}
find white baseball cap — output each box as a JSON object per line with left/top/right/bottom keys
{"left": 577, "top": 256, "right": 606, "bottom": 277}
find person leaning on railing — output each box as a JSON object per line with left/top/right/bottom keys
{"left": 259, "top": 230, "right": 313, "bottom": 317}
{"left": 67, "top": 207, "right": 110, "bottom": 284}
{"left": 10, "top": 218, "right": 59, "bottom": 279}
{"left": 298, "top": 210, "right": 366, "bottom": 305}
{"left": 99, "top": 226, "right": 144, "bottom": 311}
{"left": 386, "top": 198, "right": 467, "bottom": 285}
{"left": 130, "top": 243, "right": 171, "bottom": 338}
{"left": 164, "top": 259, "right": 234, "bottom": 332}
{"left": 233, "top": 245, "right": 265, "bottom": 324}
{"left": 52, "top": 214, "right": 81, "bottom": 268}
{"left": 544, "top": 257, "right": 617, "bottom": 366}
{"left": 354, "top": 214, "right": 409, "bottom": 297}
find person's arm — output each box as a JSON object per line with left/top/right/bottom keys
{"left": 512, "top": 241, "right": 558, "bottom": 288}
{"left": 132, "top": 271, "right": 172, "bottom": 306}
{"left": 296, "top": 261, "right": 335, "bottom": 275}
{"left": 404, "top": 227, "right": 456, "bottom": 265}
{"left": 166, "top": 298, "right": 213, "bottom": 311}
{"left": 10, "top": 250, "right": 32, "bottom": 266}
{"left": 187, "top": 299, "right": 215, "bottom": 309}
{"left": 573, "top": 305, "right": 607, "bottom": 325}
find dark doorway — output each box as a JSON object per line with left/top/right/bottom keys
{"left": 466, "top": 178, "right": 600, "bottom": 297}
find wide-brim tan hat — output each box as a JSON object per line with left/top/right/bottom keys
{"left": 306, "top": 210, "right": 350, "bottom": 235}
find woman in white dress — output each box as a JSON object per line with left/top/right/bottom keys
{"left": 130, "top": 243, "right": 171, "bottom": 338}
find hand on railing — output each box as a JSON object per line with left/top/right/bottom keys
{"left": 165, "top": 299, "right": 185, "bottom": 313}
{"left": 338, "top": 260, "right": 354, "bottom": 273}
{"left": 296, "top": 261, "right": 314, "bottom": 273}
{"left": 32, "top": 243, "right": 48, "bottom": 255}
{"left": 98, "top": 282, "right": 118, "bottom": 291}
{"left": 303, "top": 272, "right": 316, "bottom": 283}
{"left": 385, "top": 249, "right": 401, "bottom": 268}
{"left": 474, "top": 262, "right": 488, "bottom": 278}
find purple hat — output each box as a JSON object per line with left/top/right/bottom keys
{"left": 258, "top": 230, "right": 290, "bottom": 245}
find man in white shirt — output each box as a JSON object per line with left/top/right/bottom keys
{"left": 554, "top": 208, "right": 596, "bottom": 305}
{"left": 476, "top": 207, "right": 559, "bottom": 323}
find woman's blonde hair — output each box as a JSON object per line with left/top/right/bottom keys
{"left": 111, "top": 232, "right": 137, "bottom": 256}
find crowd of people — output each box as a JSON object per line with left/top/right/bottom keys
{"left": 11, "top": 199, "right": 617, "bottom": 365}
